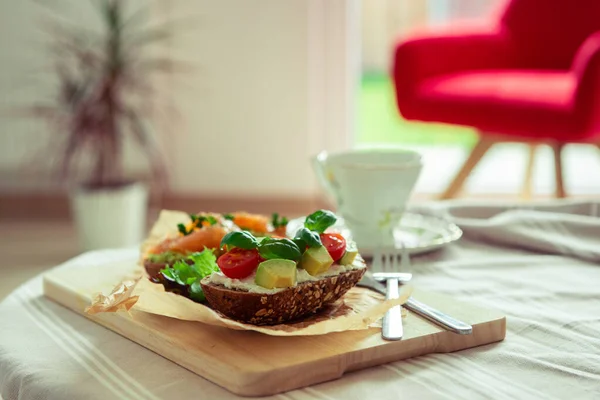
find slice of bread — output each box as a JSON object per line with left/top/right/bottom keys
{"left": 200, "top": 267, "right": 366, "bottom": 325}
{"left": 144, "top": 260, "right": 167, "bottom": 280}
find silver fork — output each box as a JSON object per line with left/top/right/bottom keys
{"left": 373, "top": 248, "right": 403, "bottom": 341}
{"left": 360, "top": 244, "right": 473, "bottom": 335}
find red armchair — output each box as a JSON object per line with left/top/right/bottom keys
{"left": 392, "top": 0, "right": 600, "bottom": 199}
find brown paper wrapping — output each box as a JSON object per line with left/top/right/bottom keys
{"left": 85, "top": 280, "right": 139, "bottom": 315}
{"left": 87, "top": 210, "right": 412, "bottom": 336}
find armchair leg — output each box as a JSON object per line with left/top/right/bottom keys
{"left": 520, "top": 144, "right": 538, "bottom": 200}
{"left": 551, "top": 143, "right": 566, "bottom": 198}
{"left": 439, "top": 137, "right": 495, "bottom": 200}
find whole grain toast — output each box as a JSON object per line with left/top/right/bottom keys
{"left": 200, "top": 267, "right": 366, "bottom": 325}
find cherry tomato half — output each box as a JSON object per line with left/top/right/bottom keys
{"left": 217, "top": 248, "right": 262, "bottom": 279}
{"left": 320, "top": 233, "right": 346, "bottom": 262}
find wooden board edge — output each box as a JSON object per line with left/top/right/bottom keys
{"left": 232, "top": 314, "right": 508, "bottom": 397}
{"left": 42, "top": 274, "right": 260, "bottom": 395}
{"left": 434, "top": 316, "right": 507, "bottom": 354}
{"left": 43, "top": 273, "right": 357, "bottom": 396}
{"left": 42, "top": 273, "right": 509, "bottom": 397}
{"left": 43, "top": 280, "right": 340, "bottom": 396}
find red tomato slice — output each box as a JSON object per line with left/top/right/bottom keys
{"left": 320, "top": 233, "right": 346, "bottom": 262}
{"left": 217, "top": 248, "right": 262, "bottom": 279}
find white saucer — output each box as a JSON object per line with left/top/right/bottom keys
{"left": 286, "top": 212, "right": 463, "bottom": 257}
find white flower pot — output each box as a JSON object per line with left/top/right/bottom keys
{"left": 70, "top": 182, "right": 148, "bottom": 251}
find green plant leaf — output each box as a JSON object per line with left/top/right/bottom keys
{"left": 124, "top": 108, "right": 168, "bottom": 189}
{"left": 271, "top": 212, "right": 289, "bottom": 229}
{"left": 258, "top": 238, "right": 302, "bottom": 262}
{"left": 158, "top": 249, "right": 218, "bottom": 303}
{"left": 304, "top": 210, "right": 337, "bottom": 234}
{"left": 188, "top": 280, "right": 205, "bottom": 302}
{"left": 160, "top": 267, "right": 176, "bottom": 282}
{"left": 220, "top": 231, "right": 260, "bottom": 250}
{"left": 293, "top": 227, "right": 322, "bottom": 248}
{"left": 171, "top": 259, "right": 196, "bottom": 285}
{"left": 146, "top": 250, "right": 187, "bottom": 266}
{"left": 125, "top": 26, "right": 171, "bottom": 48}
{"left": 187, "top": 250, "right": 219, "bottom": 276}
{"left": 177, "top": 223, "right": 189, "bottom": 236}
{"left": 292, "top": 238, "right": 306, "bottom": 250}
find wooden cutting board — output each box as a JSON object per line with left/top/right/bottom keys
{"left": 42, "top": 257, "right": 506, "bottom": 397}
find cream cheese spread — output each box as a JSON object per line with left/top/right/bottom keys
{"left": 205, "top": 256, "right": 366, "bottom": 294}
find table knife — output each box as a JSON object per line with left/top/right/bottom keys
{"left": 358, "top": 274, "right": 473, "bottom": 335}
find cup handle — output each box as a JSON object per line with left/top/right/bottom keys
{"left": 311, "top": 151, "right": 335, "bottom": 196}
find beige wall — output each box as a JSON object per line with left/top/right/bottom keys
{"left": 0, "top": 0, "right": 357, "bottom": 197}
{"left": 161, "top": 0, "right": 312, "bottom": 196}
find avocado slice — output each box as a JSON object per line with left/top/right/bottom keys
{"left": 339, "top": 248, "right": 359, "bottom": 266}
{"left": 300, "top": 245, "right": 333, "bottom": 276}
{"left": 254, "top": 259, "right": 298, "bottom": 289}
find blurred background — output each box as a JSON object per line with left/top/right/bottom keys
{"left": 2, "top": 0, "right": 600, "bottom": 298}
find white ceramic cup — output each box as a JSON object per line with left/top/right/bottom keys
{"left": 312, "top": 147, "right": 423, "bottom": 249}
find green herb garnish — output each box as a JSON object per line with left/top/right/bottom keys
{"left": 293, "top": 227, "right": 322, "bottom": 248}
{"left": 258, "top": 237, "right": 302, "bottom": 262}
{"left": 177, "top": 223, "right": 190, "bottom": 236}
{"left": 220, "top": 231, "right": 260, "bottom": 250}
{"left": 160, "top": 249, "right": 219, "bottom": 303}
{"left": 271, "top": 213, "right": 289, "bottom": 229}
{"left": 187, "top": 214, "right": 218, "bottom": 231}
{"left": 146, "top": 250, "right": 187, "bottom": 265}
{"left": 223, "top": 213, "right": 235, "bottom": 221}
{"left": 304, "top": 209, "right": 337, "bottom": 234}
{"left": 220, "top": 231, "right": 301, "bottom": 262}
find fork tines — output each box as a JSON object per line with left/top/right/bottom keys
{"left": 372, "top": 246, "right": 406, "bottom": 273}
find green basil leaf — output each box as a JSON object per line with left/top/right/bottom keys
{"left": 188, "top": 280, "right": 206, "bottom": 302}
{"left": 293, "top": 238, "right": 306, "bottom": 251}
{"left": 223, "top": 213, "right": 235, "bottom": 220}
{"left": 258, "top": 238, "right": 302, "bottom": 262}
{"left": 177, "top": 223, "right": 189, "bottom": 236}
{"left": 220, "top": 231, "right": 260, "bottom": 250}
{"left": 206, "top": 216, "right": 218, "bottom": 226}
{"left": 304, "top": 209, "right": 337, "bottom": 234}
{"left": 271, "top": 212, "right": 289, "bottom": 229}
{"left": 293, "top": 227, "right": 322, "bottom": 248}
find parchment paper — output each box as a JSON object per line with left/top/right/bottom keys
{"left": 87, "top": 210, "right": 412, "bottom": 336}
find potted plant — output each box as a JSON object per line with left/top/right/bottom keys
{"left": 28, "top": 0, "right": 176, "bottom": 250}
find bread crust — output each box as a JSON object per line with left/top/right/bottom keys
{"left": 200, "top": 267, "right": 366, "bottom": 325}
{"left": 143, "top": 260, "right": 167, "bottom": 280}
